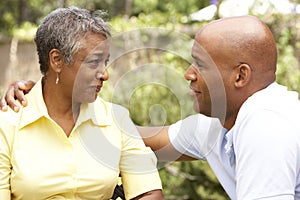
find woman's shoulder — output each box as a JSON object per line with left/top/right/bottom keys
{"left": 0, "top": 106, "right": 22, "bottom": 127}
{"left": 96, "top": 97, "right": 129, "bottom": 117}
{"left": 0, "top": 108, "right": 20, "bottom": 145}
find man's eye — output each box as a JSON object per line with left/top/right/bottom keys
{"left": 193, "top": 61, "right": 202, "bottom": 68}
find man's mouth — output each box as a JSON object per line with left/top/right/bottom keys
{"left": 189, "top": 85, "right": 201, "bottom": 94}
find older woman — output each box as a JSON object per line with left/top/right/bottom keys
{"left": 0, "top": 6, "right": 163, "bottom": 200}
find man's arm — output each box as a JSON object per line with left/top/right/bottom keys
{"left": 136, "top": 126, "right": 196, "bottom": 161}
{"left": 1, "top": 80, "right": 195, "bottom": 162}
{"left": 132, "top": 189, "right": 164, "bottom": 200}
{"left": 0, "top": 80, "right": 35, "bottom": 112}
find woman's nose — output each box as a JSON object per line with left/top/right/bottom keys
{"left": 96, "top": 69, "right": 109, "bottom": 81}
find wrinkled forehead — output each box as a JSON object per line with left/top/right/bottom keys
{"left": 81, "top": 33, "right": 110, "bottom": 50}
{"left": 92, "top": 38, "right": 110, "bottom": 51}
{"left": 75, "top": 33, "right": 110, "bottom": 60}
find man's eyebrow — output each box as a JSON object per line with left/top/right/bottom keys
{"left": 191, "top": 54, "right": 198, "bottom": 60}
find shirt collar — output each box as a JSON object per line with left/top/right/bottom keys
{"left": 76, "top": 97, "right": 112, "bottom": 127}
{"left": 19, "top": 78, "right": 48, "bottom": 129}
{"left": 224, "top": 130, "right": 235, "bottom": 166}
{"left": 19, "top": 78, "right": 112, "bottom": 129}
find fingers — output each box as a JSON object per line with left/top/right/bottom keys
{"left": 5, "top": 82, "right": 21, "bottom": 112}
{"left": 14, "top": 81, "right": 31, "bottom": 107}
{"left": 0, "top": 83, "right": 19, "bottom": 112}
{"left": 23, "top": 80, "right": 36, "bottom": 94}
{"left": 0, "top": 80, "right": 35, "bottom": 113}
{"left": 0, "top": 95, "right": 8, "bottom": 112}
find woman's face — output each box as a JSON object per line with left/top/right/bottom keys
{"left": 68, "top": 32, "right": 110, "bottom": 104}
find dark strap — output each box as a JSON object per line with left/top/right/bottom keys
{"left": 111, "top": 184, "right": 125, "bottom": 200}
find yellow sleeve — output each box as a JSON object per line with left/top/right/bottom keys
{"left": 117, "top": 108, "right": 162, "bottom": 199}
{"left": 121, "top": 170, "right": 162, "bottom": 199}
{"left": 0, "top": 115, "right": 14, "bottom": 199}
{"left": 0, "top": 190, "right": 11, "bottom": 200}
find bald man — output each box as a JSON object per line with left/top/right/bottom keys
{"left": 1, "top": 15, "right": 300, "bottom": 199}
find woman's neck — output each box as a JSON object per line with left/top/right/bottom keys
{"left": 42, "top": 78, "right": 80, "bottom": 136}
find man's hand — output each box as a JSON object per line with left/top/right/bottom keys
{"left": 0, "top": 80, "right": 36, "bottom": 112}
{"left": 131, "top": 189, "right": 164, "bottom": 200}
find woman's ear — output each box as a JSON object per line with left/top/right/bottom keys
{"left": 234, "top": 63, "right": 252, "bottom": 88}
{"left": 49, "top": 49, "right": 63, "bottom": 73}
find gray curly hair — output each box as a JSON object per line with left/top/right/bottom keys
{"left": 34, "top": 6, "right": 111, "bottom": 75}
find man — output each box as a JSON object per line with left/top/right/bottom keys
{"left": 1, "top": 15, "right": 300, "bottom": 199}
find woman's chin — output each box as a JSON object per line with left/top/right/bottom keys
{"left": 73, "top": 94, "right": 97, "bottom": 104}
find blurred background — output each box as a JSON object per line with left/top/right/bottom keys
{"left": 1, "top": 0, "right": 300, "bottom": 199}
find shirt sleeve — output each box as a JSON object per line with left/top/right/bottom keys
{"left": 113, "top": 105, "right": 162, "bottom": 199}
{"left": 234, "top": 110, "right": 298, "bottom": 199}
{"left": 0, "top": 118, "right": 13, "bottom": 199}
{"left": 168, "top": 114, "right": 224, "bottom": 159}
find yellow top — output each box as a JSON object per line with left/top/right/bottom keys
{"left": 0, "top": 78, "right": 162, "bottom": 200}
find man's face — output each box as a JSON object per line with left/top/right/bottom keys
{"left": 184, "top": 38, "right": 227, "bottom": 119}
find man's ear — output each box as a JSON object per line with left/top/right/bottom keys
{"left": 49, "top": 49, "right": 63, "bottom": 73}
{"left": 234, "top": 63, "right": 252, "bottom": 88}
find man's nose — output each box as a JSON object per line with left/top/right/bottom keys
{"left": 184, "top": 65, "right": 197, "bottom": 81}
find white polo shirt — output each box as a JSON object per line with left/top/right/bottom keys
{"left": 169, "top": 82, "right": 300, "bottom": 199}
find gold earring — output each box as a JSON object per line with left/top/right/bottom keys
{"left": 56, "top": 73, "right": 59, "bottom": 84}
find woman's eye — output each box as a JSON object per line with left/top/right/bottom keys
{"left": 84, "top": 56, "right": 109, "bottom": 68}
{"left": 89, "top": 59, "right": 101, "bottom": 65}
{"left": 85, "top": 59, "right": 101, "bottom": 68}
{"left": 105, "top": 59, "right": 109, "bottom": 66}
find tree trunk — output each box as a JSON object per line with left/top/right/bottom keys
{"left": 125, "top": 0, "right": 133, "bottom": 17}
{"left": 18, "top": 0, "right": 27, "bottom": 26}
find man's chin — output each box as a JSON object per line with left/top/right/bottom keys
{"left": 193, "top": 103, "right": 212, "bottom": 117}
{"left": 193, "top": 102, "right": 201, "bottom": 113}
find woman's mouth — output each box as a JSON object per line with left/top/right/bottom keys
{"left": 95, "top": 84, "right": 102, "bottom": 93}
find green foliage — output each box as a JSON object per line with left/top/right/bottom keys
{"left": 133, "top": 0, "right": 159, "bottom": 14}
{"left": 159, "top": 161, "right": 229, "bottom": 199}
{"left": 12, "top": 22, "right": 37, "bottom": 42}
{"left": 110, "top": 11, "right": 189, "bottom": 33}
{"left": 0, "top": 1, "right": 18, "bottom": 36}
{"left": 270, "top": 14, "right": 300, "bottom": 90}
{"left": 132, "top": 0, "right": 209, "bottom": 16}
